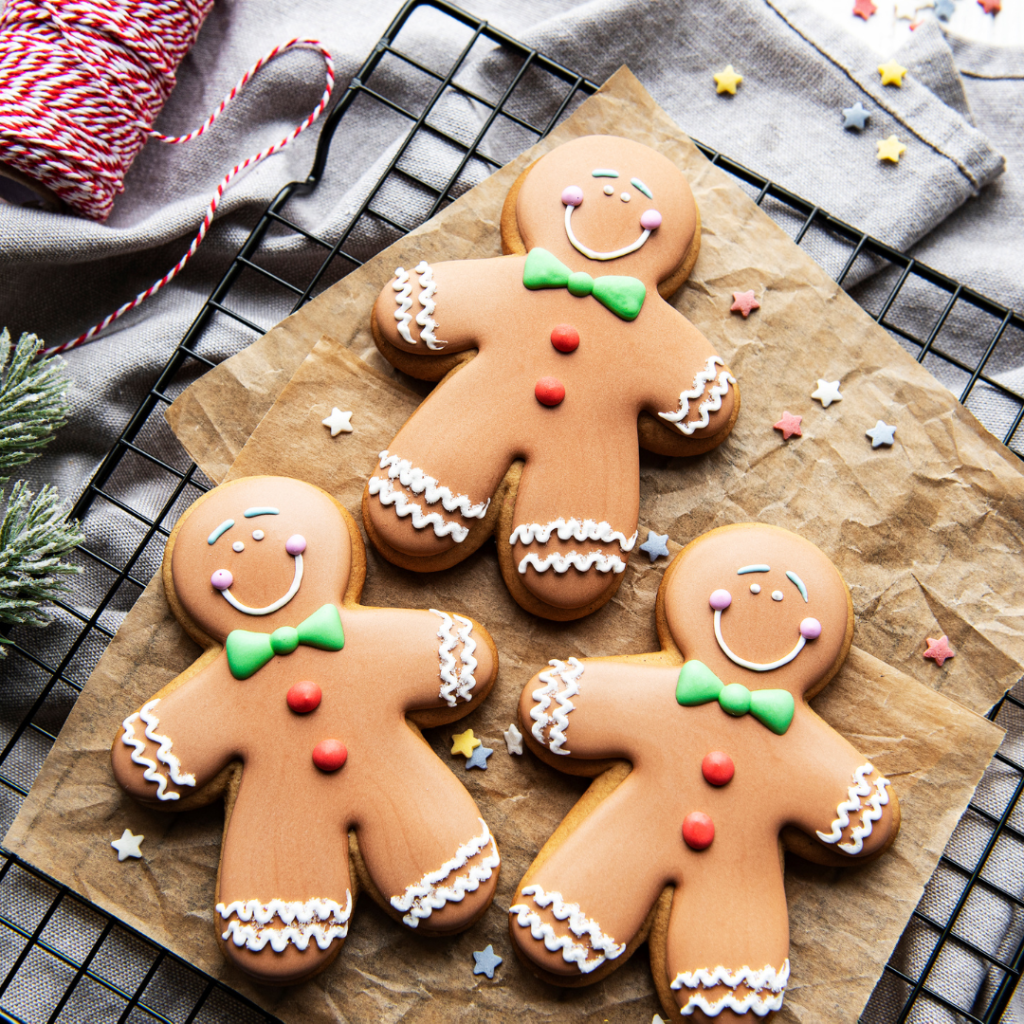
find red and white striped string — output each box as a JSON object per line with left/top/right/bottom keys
{"left": 0, "top": 0, "right": 334, "bottom": 356}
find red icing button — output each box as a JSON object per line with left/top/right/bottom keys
{"left": 550, "top": 324, "right": 580, "bottom": 353}
{"left": 287, "top": 680, "right": 322, "bottom": 714}
{"left": 682, "top": 811, "right": 715, "bottom": 850}
{"left": 312, "top": 739, "right": 347, "bottom": 772}
{"left": 535, "top": 377, "right": 566, "bottom": 406}
{"left": 702, "top": 751, "right": 735, "bottom": 787}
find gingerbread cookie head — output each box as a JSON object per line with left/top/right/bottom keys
{"left": 508, "top": 135, "right": 699, "bottom": 291}
{"left": 661, "top": 523, "right": 853, "bottom": 701}
{"left": 168, "top": 476, "right": 357, "bottom": 645}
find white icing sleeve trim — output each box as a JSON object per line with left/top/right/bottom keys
{"left": 510, "top": 518, "right": 638, "bottom": 551}
{"left": 529, "top": 657, "right": 583, "bottom": 755}
{"left": 120, "top": 698, "right": 196, "bottom": 802}
{"left": 377, "top": 451, "right": 490, "bottom": 519}
{"left": 672, "top": 960, "right": 790, "bottom": 1018}
{"left": 509, "top": 883, "right": 625, "bottom": 974}
{"left": 518, "top": 550, "right": 627, "bottom": 575}
{"left": 392, "top": 267, "right": 414, "bottom": 344}
{"left": 414, "top": 261, "right": 448, "bottom": 350}
{"left": 217, "top": 893, "right": 352, "bottom": 952}
{"left": 431, "top": 609, "right": 478, "bottom": 707}
{"left": 389, "top": 818, "right": 499, "bottom": 928}
{"left": 816, "top": 763, "right": 891, "bottom": 854}
{"left": 368, "top": 477, "right": 471, "bottom": 542}
{"left": 658, "top": 356, "right": 736, "bottom": 436}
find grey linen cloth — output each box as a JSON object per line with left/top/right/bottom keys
{"left": 0, "top": 0, "right": 1021, "bottom": 1020}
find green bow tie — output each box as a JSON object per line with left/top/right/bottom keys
{"left": 675, "top": 661, "right": 795, "bottom": 735}
{"left": 522, "top": 248, "right": 646, "bottom": 321}
{"left": 225, "top": 604, "right": 345, "bottom": 680}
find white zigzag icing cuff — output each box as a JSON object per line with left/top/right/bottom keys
{"left": 431, "top": 609, "right": 478, "bottom": 707}
{"left": 658, "top": 355, "right": 736, "bottom": 436}
{"left": 816, "top": 763, "right": 891, "bottom": 854}
{"left": 390, "top": 819, "right": 499, "bottom": 928}
{"left": 530, "top": 657, "right": 583, "bottom": 755}
{"left": 121, "top": 698, "right": 196, "bottom": 801}
{"left": 217, "top": 893, "right": 352, "bottom": 952}
{"left": 672, "top": 959, "right": 790, "bottom": 1018}
{"left": 414, "top": 261, "right": 447, "bottom": 350}
{"left": 509, "top": 883, "right": 625, "bottom": 974}
{"left": 517, "top": 550, "right": 627, "bottom": 575}
{"left": 510, "top": 518, "right": 638, "bottom": 551}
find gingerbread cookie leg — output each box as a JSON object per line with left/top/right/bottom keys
{"left": 353, "top": 727, "right": 499, "bottom": 935}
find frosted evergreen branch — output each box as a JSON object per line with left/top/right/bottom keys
{"left": 0, "top": 329, "right": 70, "bottom": 479}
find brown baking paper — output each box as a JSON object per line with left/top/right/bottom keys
{"left": 5, "top": 68, "right": 1018, "bottom": 1023}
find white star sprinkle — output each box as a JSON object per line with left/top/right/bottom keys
{"left": 811, "top": 379, "right": 843, "bottom": 407}
{"left": 866, "top": 420, "right": 897, "bottom": 448}
{"left": 322, "top": 407, "right": 353, "bottom": 437}
{"left": 503, "top": 722, "right": 523, "bottom": 755}
{"left": 111, "top": 829, "right": 144, "bottom": 861}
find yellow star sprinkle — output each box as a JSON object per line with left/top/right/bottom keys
{"left": 714, "top": 65, "right": 743, "bottom": 95}
{"left": 878, "top": 60, "right": 908, "bottom": 87}
{"left": 451, "top": 729, "right": 482, "bottom": 758}
{"left": 877, "top": 135, "right": 907, "bottom": 163}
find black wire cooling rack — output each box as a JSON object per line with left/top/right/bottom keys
{"left": 0, "top": 2, "right": 1022, "bottom": 1021}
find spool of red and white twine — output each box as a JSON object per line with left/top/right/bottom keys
{"left": 0, "top": 0, "right": 335, "bottom": 355}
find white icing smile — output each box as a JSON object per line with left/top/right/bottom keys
{"left": 560, "top": 184, "right": 662, "bottom": 261}
{"left": 714, "top": 609, "right": 807, "bottom": 672}
{"left": 211, "top": 534, "right": 307, "bottom": 616}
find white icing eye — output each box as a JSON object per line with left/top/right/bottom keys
{"left": 620, "top": 191, "right": 631, "bottom": 202}
{"left": 750, "top": 583, "right": 761, "bottom": 594}
{"left": 772, "top": 590, "right": 784, "bottom": 602}
{"left": 252, "top": 530, "right": 264, "bottom": 541}
{"left": 232, "top": 541, "right": 244, "bottom": 553}
{"left": 603, "top": 184, "right": 614, "bottom": 195}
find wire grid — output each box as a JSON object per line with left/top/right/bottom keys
{"left": 0, "top": 1, "right": 1022, "bottom": 1021}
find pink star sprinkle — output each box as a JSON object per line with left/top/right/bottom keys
{"left": 923, "top": 635, "right": 955, "bottom": 666}
{"left": 773, "top": 411, "right": 803, "bottom": 440}
{"left": 730, "top": 290, "right": 761, "bottom": 318}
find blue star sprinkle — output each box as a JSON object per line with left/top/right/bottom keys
{"left": 865, "top": 420, "right": 897, "bottom": 448}
{"left": 465, "top": 745, "right": 493, "bottom": 770}
{"left": 842, "top": 102, "right": 870, "bottom": 130}
{"left": 473, "top": 944, "right": 503, "bottom": 978}
{"left": 638, "top": 531, "right": 670, "bottom": 562}
{"left": 934, "top": 0, "right": 955, "bottom": 19}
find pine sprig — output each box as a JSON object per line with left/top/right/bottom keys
{"left": 0, "top": 329, "right": 70, "bottom": 474}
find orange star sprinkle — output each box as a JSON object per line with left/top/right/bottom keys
{"left": 978, "top": 0, "right": 1000, "bottom": 12}
{"left": 923, "top": 635, "right": 955, "bottom": 666}
{"left": 730, "top": 290, "right": 761, "bottom": 318}
{"left": 773, "top": 411, "right": 803, "bottom": 440}
{"left": 853, "top": 0, "right": 878, "bottom": 19}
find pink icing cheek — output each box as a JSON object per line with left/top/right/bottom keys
{"left": 211, "top": 569, "right": 233, "bottom": 591}
{"left": 640, "top": 209, "right": 662, "bottom": 230}
{"left": 561, "top": 185, "right": 583, "bottom": 207}
{"left": 285, "top": 534, "right": 307, "bottom": 555}
{"left": 709, "top": 589, "right": 732, "bottom": 611}
{"left": 800, "top": 617, "right": 822, "bottom": 640}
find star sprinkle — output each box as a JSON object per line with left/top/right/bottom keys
{"left": 853, "top": 0, "right": 878, "bottom": 19}
{"left": 473, "top": 944, "right": 503, "bottom": 978}
{"left": 978, "top": 0, "right": 1000, "bottom": 12}
{"left": 934, "top": 0, "right": 955, "bottom": 17}
{"left": 811, "top": 379, "right": 843, "bottom": 407}
{"left": 773, "top": 411, "right": 803, "bottom": 440}
{"left": 111, "top": 829, "right": 144, "bottom": 861}
{"left": 924, "top": 635, "right": 956, "bottom": 666}
{"left": 451, "top": 729, "right": 481, "bottom": 758}
{"left": 465, "top": 745, "right": 494, "bottom": 770}
{"left": 503, "top": 722, "right": 523, "bottom": 756}
{"left": 878, "top": 59, "right": 908, "bottom": 87}
{"left": 877, "top": 136, "right": 907, "bottom": 163}
{"left": 714, "top": 65, "right": 743, "bottom": 95}
{"left": 866, "top": 420, "right": 896, "bottom": 447}
{"left": 842, "top": 102, "right": 870, "bottom": 130}
{"left": 322, "top": 407, "right": 353, "bottom": 436}
{"left": 730, "top": 290, "right": 760, "bottom": 318}
{"left": 639, "top": 531, "right": 671, "bottom": 562}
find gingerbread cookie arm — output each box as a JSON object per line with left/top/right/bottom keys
{"left": 111, "top": 653, "right": 240, "bottom": 807}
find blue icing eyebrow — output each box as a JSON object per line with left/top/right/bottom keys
{"left": 244, "top": 507, "right": 279, "bottom": 518}
{"left": 786, "top": 571, "right": 809, "bottom": 602}
{"left": 737, "top": 564, "right": 771, "bottom": 574}
{"left": 631, "top": 177, "right": 653, "bottom": 199}
{"left": 207, "top": 519, "right": 234, "bottom": 545}
{"left": 592, "top": 169, "right": 619, "bottom": 178}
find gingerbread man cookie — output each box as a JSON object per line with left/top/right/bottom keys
{"left": 365, "top": 135, "right": 739, "bottom": 621}
{"left": 111, "top": 477, "right": 500, "bottom": 985}
{"left": 508, "top": 523, "right": 900, "bottom": 1020}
